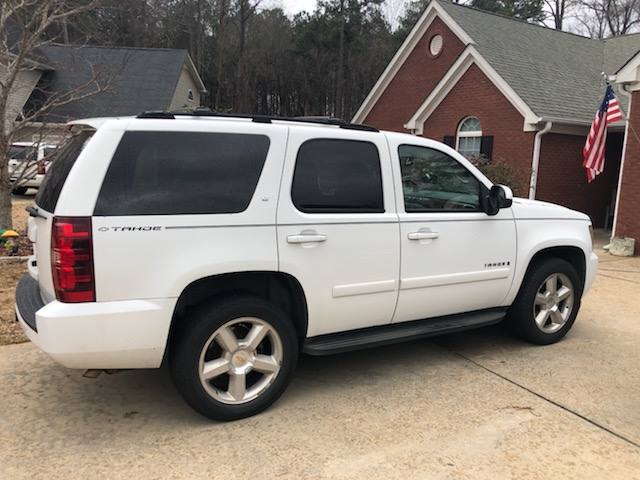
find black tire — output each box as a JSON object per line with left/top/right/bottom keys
{"left": 170, "top": 295, "right": 298, "bottom": 421}
{"left": 12, "top": 186, "right": 28, "bottom": 195}
{"left": 507, "top": 257, "right": 582, "bottom": 345}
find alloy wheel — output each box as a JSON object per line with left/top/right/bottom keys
{"left": 533, "top": 273, "right": 575, "bottom": 334}
{"left": 198, "top": 317, "right": 283, "bottom": 405}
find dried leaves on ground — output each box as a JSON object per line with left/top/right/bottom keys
{"left": 1, "top": 197, "right": 34, "bottom": 344}
{"left": 1, "top": 261, "right": 27, "bottom": 345}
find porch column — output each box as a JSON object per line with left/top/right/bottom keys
{"left": 613, "top": 89, "right": 640, "bottom": 253}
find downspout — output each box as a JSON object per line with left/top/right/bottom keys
{"left": 611, "top": 83, "right": 633, "bottom": 238}
{"left": 529, "top": 121, "right": 553, "bottom": 199}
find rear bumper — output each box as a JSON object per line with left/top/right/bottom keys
{"left": 15, "top": 274, "right": 175, "bottom": 369}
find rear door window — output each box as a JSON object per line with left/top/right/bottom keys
{"left": 35, "top": 131, "right": 94, "bottom": 212}
{"left": 94, "top": 131, "right": 270, "bottom": 216}
{"left": 291, "top": 138, "right": 384, "bottom": 213}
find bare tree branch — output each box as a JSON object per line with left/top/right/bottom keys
{"left": 0, "top": 0, "right": 107, "bottom": 229}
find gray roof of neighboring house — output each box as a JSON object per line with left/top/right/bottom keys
{"left": 25, "top": 44, "right": 191, "bottom": 122}
{"left": 437, "top": 0, "right": 640, "bottom": 123}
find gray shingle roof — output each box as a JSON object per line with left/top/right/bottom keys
{"left": 437, "top": 0, "right": 639, "bottom": 123}
{"left": 604, "top": 34, "right": 640, "bottom": 73}
{"left": 26, "top": 44, "right": 189, "bottom": 122}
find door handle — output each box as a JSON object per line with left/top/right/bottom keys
{"left": 408, "top": 230, "right": 439, "bottom": 241}
{"left": 287, "top": 233, "right": 327, "bottom": 244}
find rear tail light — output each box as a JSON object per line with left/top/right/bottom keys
{"left": 36, "top": 160, "right": 45, "bottom": 175}
{"left": 51, "top": 216, "right": 95, "bottom": 303}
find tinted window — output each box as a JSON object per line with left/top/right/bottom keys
{"left": 9, "top": 145, "right": 33, "bottom": 161}
{"left": 36, "top": 131, "right": 94, "bottom": 212}
{"left": 398, "top": 145, "right": 480, "bottom": 212}
{"left": 291, "top": 139, "right": 383, "bottom": 213}
{"left": 43, "top": 147, "right": 58, "bottom": 158}
{"left": 95, "top": 131, "right": 270, "bottom": 216}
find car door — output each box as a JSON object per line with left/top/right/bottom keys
{"left": 387, "top": 135, "right": 517, "bottom": 323}
{"left": 277, "top": 127, "right": 400, "bottom": 337}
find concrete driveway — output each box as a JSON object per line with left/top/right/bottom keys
{"left": 1, "top": 252, "right": 639, "bottom": 479}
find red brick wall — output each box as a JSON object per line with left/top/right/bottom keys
{"left": 421, "top": 64, "right": 534, "bottom": 196}
{"left": 537, "top": 132, "right": 623, "bottom": 227}
{"left": 615, "top": 90, "right": 640, "bottom": 250}
{"left": 364, "top": 17, "right": 466, "bottom": 132}
{"left": 360, "top": 12, "right": 624, "bottom": 222}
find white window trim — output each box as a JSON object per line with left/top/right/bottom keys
{"left": 404, "top": 46, "right": 540, "bottom": 134}
{"left": 456, "top": 117, "right": 482, "bottom": 154}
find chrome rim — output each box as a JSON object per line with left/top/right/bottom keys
{"left": 198, "top": 317, "right": 283, "bottom": 405}
{"left": 533, "top": 273, "right": 574, "bottom": 334}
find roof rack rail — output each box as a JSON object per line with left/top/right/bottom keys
{"left": 137, "top": 111, "right": 175, "bottom": 119}
{"left": 136, "top": 110, "right": 379, "bottom": 132}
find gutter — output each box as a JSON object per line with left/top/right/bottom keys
{"left": 529, "top": 121, "right": 553, "bottom": 200}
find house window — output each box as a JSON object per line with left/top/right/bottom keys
{"left": 429, "top": 34, "right": 443, "bottom": 57}
{"left": 456, "top": 117, "right": 482, "bottom": 159}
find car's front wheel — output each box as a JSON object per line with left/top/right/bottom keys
{"left": 507, "top": 257, "right": 582, "bottom": 345}
{"left": 170, "top": 296, "right": 298, "bottom": 421}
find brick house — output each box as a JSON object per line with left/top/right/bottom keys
{"left": 352, "top": 0, "right": 640, "bottom": 251}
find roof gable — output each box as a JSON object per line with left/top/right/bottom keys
{"left": 355, "top": 0, "right": 640, "bottom": 127}
{"left": 351, "top": 0, "right": 472, "bottom": 123}
{"left": 437, "top": 0, "right": 607, "bottom": 123}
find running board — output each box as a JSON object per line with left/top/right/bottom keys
{"left": 302, "top": 308, "right": 507, "bottom": 356}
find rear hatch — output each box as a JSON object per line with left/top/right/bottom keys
{"left": 28, "top": 129, "right": 95, "bottom": 303}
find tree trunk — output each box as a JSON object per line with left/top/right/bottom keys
{"left": 0, "top": 141, "right": 12, "bottom": 230}
{"left": 61, "top": 17, "right": 70, "bottom": 44}
{"left": 215, "top": 0, "right": 229, "bottom": 110}
{"left": 335, "top": 0, "right": 345, "bottom": 119}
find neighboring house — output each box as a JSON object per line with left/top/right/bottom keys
{"left": 353, "top": 0, "right": 640, "bottom": 250}
{"left": 0, "top": 58, "right": 48, "bottom": 135}
{"left": 8, "top": 44, "right": 206, "bottom": 144}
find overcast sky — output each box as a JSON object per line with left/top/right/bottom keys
{"left": 282, "top": 0, "right": 317, "bottom": 14}
{"left": 265, "top": 0, "right": 317, "bottom": 15}
{"left": 263, "top": 0, "right": 409, "bottom": 28}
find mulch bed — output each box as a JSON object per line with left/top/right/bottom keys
{"left": 0, "top": 261, "right": 28, "bottom": 345}
{"left": 1, "top": 235, "right": 32, "bottom": 257}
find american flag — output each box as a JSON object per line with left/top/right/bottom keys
{"left": 582, "top": 85, "right": 625, "bottom": 182}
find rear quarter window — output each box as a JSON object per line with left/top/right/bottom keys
{"left": 35, "top": 131, "right": 94, "bottom": 212}
{"left": 94, "top": 131, "right": 271, "bottom": 216}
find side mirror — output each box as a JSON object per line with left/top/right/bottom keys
{"left": 483, "top": 184, "right": 513, "bottom": 216}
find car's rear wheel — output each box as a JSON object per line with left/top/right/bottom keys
{"left": 170, "top": 295, "right": 298, "bottom": 421}
{"left": 507, "top": 257, "right": 582, "bottom": 345}
{"left": 12, "top": 186, "right": 28, "bottom": 195}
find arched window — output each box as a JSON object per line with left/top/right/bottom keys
{"left": 456, "top": 117, "right": 482, "bottom": 159}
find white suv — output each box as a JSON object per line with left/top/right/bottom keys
{"left": 16, "top": 112, "right": 598, "bottom": 421}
